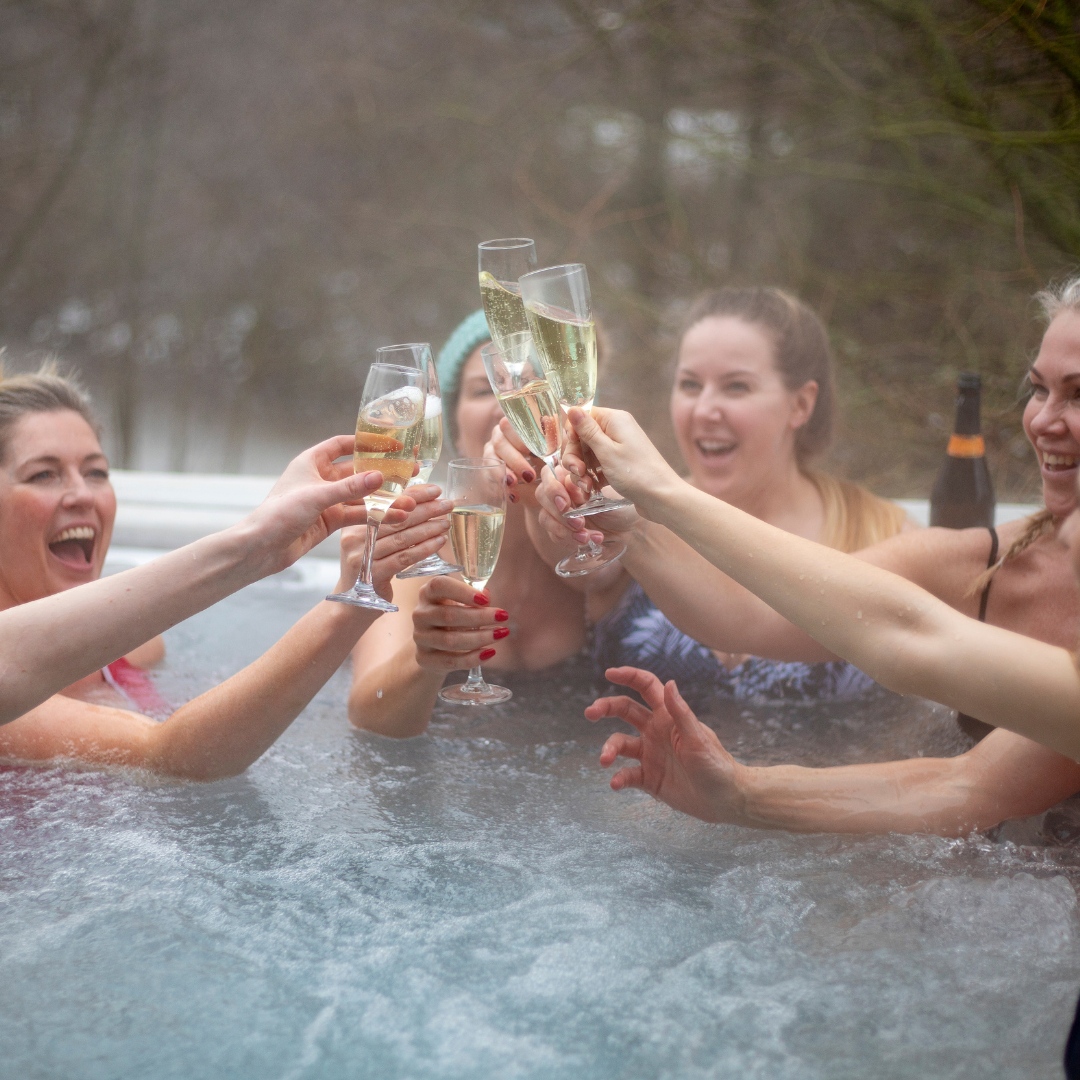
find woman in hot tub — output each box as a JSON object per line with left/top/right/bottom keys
{"left": 0, "top": 363, "right": 450, "bottom": 778}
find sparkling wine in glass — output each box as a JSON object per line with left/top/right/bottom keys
{"left": 478, "top": 238, "right": 537, "bottom": 356}
{"left": 481, "top": 332, "right": 561, "bottom": 469}
{"left": 518, "top": 262, "right": 629, "bottom": 576}
{"left": 378, "top": 344, "right": 463, "bottom": 580}
{"left": 326, "top": 362, "right": 427, "bottom": 612}
{"left": 437, "top": 458, "right": 512, "bottom": 706}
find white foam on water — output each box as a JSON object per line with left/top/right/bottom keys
{"left": 0, "top": 583, "right": 1077, "bottom": 1078}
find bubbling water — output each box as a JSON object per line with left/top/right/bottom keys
{"left": 0, "top": 579, "right": 1077, "bottom": 1079}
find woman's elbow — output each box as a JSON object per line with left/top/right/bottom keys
{"left": 348, "top": 688, "right": 430, "bottom": 739}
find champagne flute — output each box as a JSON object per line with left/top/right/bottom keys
{"left": 478, "top": 238, "right": 537, "bottom": 356}
{"left": 327, "top": 362, "right": 427, "bottom": 612}
{"left": 480, "top": 332, "right": 560, "bottom": 469}
{"left": 437, "top": 458, "right": 512, "bottom": 706}
{"left": 381, "top": 344, "right": 464, "bottom": 579}
{"left": 518, "top": 262, "right": 629, "bottom": 576}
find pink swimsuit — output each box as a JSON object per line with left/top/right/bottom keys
{"left": 102, "top": 657, "right": 172, "bottom": 720}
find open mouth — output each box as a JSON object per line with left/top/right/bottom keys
{"left": 1041, "top": 453, "right": 1080, "bottom": 473}
{"left": 48, "top": 525, "right": 96, "bottom": 569}
{"left": 695, "top": 439, "right": 737, "bottom": 460}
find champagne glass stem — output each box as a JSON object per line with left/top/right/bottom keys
{"left": 359, "top": 516, "right": 381, "bottom": 589}
{"left": 462, "top": 665, "right": 488, "bottom": 693}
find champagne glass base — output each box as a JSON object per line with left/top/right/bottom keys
{"left": 556, "top": 538, "right": 626, "bottom": 578}
{"left": 438, "top": 682, "right": 513, "bottom": 706}
{"left": 396, "top": 554, "right": 465, "bottom": 579}
{"left": 326, "top": 585, "right": 398, "bottom": 612}
{"left": 562, "top": 494, "right": 633, "bottom": 519}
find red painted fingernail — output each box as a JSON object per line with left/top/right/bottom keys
{"left": 508, "top": 491, "right": 518, "bottom": 504}
{"left": 493, "top": 627, "right": 510, "bottom": 640}
{"left": 522, "top": 469, "right": 535, "bottom": 483}
{"left": 479, "top": 648, "right": 497, "bottom": 661}
{"left": 505, "top": 474, "right": 515, "bottom": 486}
{"left": 494, "top": 609, "right": 509, "bottom": 622}
{"left": 473, "top": 593, "right": 489, "bottom": 606}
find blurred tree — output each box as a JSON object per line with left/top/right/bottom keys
{"left": 0, "top": 0, "right": 1074, "bottom": 494}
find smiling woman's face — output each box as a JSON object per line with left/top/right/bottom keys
{"left": 0, "top": 409, "right": 115, "bottom": 608}
{"left": 669, "top": 315, "right": 817, "bottom": 503}
{"left": 1023, "top": 311, "right": 1080, "bottom": 520}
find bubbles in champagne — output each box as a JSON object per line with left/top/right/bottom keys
{"left": 361, "top": 385, "right": 425, "bottom": 428}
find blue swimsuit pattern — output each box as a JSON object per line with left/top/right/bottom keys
{"left": 592, "top": 581, "right": 875, "bottom": 703}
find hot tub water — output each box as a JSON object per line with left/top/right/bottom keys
{"left": 0, "top": 574, "right": 1077, "bottom": 1079}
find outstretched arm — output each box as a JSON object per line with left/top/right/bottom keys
{"left": 567, "top": 407, "right": 1080, "bottom": 761}
{"left": 0, "top": 497, "right": 451, "bottom": 778}
{"left": 588, "top": 668, "right": 1080, "bottom": 835}
{"left": 0, "top": 436, "right": 408, "bottom": 726}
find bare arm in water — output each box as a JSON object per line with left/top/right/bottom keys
{"left": 0, "top": 436, "right": 417, "bottom": 726}
{"left": 531, "top": 449, "right": 991, "bottom": 662}
{"left": 0, "top": 486, "right": 451, "bottom": 778}
{"left": 588, "top": 668, "right": 1080, "bottom": 836}
{"left": 567, "top": 406, "right": 1080, "bottom": 761}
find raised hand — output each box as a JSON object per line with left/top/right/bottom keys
{"left": 564, "top": 407, "right": 684, "bottom": 513}
{"left": 339, "top": 484, "right": 452, "bottom": 600}
{"left": 485, "top": 418, "right": 540, "bottom": 494}
{"left": 244, "top": 435, "right": 418, "bottom": 574}
{"left": 410, "top": 575, "right": 509, "bottom": 673}
{"left": 585, "top": 666, "right": 745, "bottom": 824}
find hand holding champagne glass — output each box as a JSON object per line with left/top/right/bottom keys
{"left": 481, "top": 332, "right": 561, "bottom": 469}
{"left": 327, "top": 362, "right": 427, "bottom": 612}
{"left": 378, "top": 343, "right": 463, "bottom": 580}
{"left": 517, "top": 262, "right": 629, "bottom": 576}
{"left": 437, "top": 458, "right": 512, "bottom": 706}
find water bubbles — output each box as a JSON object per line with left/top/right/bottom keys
{"left": 362, "top": 386, "right": 424, "bottom": 427}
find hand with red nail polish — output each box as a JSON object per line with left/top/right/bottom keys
{"left": 487, "top": 417, "right": 545, "bottom": 492}
{"left": 400, "top": 577, "right": 513, "bottom": 677}
{"left": 479, "top": 648, "right": 497, "bottom": 661}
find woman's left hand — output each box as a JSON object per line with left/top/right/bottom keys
{"left": 484, "top": 419, "right": 542, "bottom": 506}
{"left": 338, "top": 484, "right": 453, "bottom": 599}
{"left": 585, "top": 666, "right": 745, "bottom": 824}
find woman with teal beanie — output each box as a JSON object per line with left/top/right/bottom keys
{"left": 346, "top": 311, "right": 608, "bottom": 735}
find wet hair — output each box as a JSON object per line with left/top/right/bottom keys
{"left": 678, "top": 288, "right": 905, "bottom": 553}
{"left": 679, "top": 287, "right": 835, "bottom": 464}
{"left": 0, "top": 356, "right": 102, "bottom": 465}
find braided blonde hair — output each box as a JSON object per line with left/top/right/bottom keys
{"left": 966, "top": 274, "right": 1080, "bottom": 596}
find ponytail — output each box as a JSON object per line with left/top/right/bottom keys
{"left": 807, "top": 470, "right": 909, "bottom": 553}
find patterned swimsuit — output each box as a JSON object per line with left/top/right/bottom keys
{"left": 591, "top": 580, "right": 875, "bottom": 703}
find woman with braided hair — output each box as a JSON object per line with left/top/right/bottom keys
{"left": 533, "top": 274, "right": 1080, "bottom": 835}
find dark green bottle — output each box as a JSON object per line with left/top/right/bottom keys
{"left": 929, "top": 373, "right": 995, "bottom": 529}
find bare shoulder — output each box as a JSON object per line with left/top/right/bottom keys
{"left": 0, "top": 693, "right": 154, "bottom": 766}
{"left": 854, "top": 525, "right": 994, "bottom": 610}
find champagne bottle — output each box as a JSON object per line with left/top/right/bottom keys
{"left": 929, "top": 373, "right": 995, "bottom": 529}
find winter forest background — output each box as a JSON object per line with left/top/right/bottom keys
{"left": 1, "top": 0, "right": 1077, "bottom": 499}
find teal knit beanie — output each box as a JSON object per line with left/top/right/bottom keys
{"left": 436, "top": 309, "right": 491, "bottom": 398}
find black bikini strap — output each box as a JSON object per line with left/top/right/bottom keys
{"left": 977, "top": 525, "right": 999, "bottom": 623}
